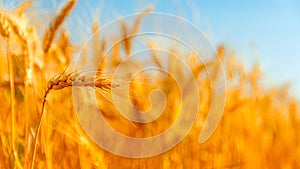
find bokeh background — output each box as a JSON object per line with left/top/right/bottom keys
{"left": 2, "top": 0, "right": 299, "bottom": 97}
{"left": 1, "top": 1, "right": 300, "bottom": 168}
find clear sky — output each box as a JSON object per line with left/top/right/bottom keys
{"left": 2, "top": 0, "right": 300, "bottom": 98}
{"left": 79, "top": 0, "right": 300, "bottom": 98}
{"left": 122, "top": 0, "right": 300, "bottom": 98}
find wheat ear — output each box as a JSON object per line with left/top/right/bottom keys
{"left": 42, "top": 0, "right": 76, "bottom": 53}
{"left": 31, "top": 72, "right": 116, "bottom": 169}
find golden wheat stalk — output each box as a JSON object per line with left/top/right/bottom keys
{"left": 47, "top": 72, "right": 116, "bottom": 90}
{"left": 147, "top": 40, "right": 163, "bottom": 69}
{"left": 0, "top": 9, "right": 30, "bottom": 169}
{"left": 31, "top": 71, "right": 115, "bottom": 169}
{"left": 0, "top": 11, "right": 27, "bottom": 43}
{"left": 6, "top": 44, "right": 23, "bottom": 169}
{"left": 120, "top": 7, "right": 152, "bottom": 56}
{"left": 42, "top": 0, "right": 76, "bottom": 53}
{"left": 13, "top": 1, "right": 32, "bottom": 16}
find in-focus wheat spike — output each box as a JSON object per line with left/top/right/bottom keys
{"left": 42, "top": 0, "right": 76, "bottom": 53}
{"left": 47, "top": 72, "right": 116, "bottom": 91}
{"left": 31, "top": 71, "right": 116, "bottom": 169}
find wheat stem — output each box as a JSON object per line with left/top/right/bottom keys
{"left": 7, "top": 44, "right": 16, "bottom": 168}
{"left": 30, "top": 88, "right": 49, "bottom": 169}
{"left": 7, "top": 43, "right": 23, "bottom": 169}
{"left": 30, "top": 72, "right": 115, "bottom": 168}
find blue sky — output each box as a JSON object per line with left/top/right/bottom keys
{"left": 2, "top": 0, "right": 300, "bottom": 98}
{"left": 75, "top": 0, "right": 300, "bottom": 98}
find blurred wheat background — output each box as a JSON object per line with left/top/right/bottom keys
{"left": 0, "top": 0, "right": 299, "bottom": 169}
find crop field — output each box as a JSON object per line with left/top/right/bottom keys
{"left": 0, "top": 1, "right": 299, "bottom": 169}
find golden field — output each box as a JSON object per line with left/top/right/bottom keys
{"left": 0, "top": 1, "right": 299, "bottom": 168}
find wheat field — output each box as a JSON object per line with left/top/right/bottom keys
{"left": 0, "top": 1, "right": 299, "bottom": 169}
